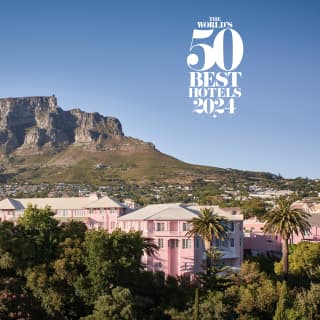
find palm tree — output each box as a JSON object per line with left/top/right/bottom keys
{"left": 262, "top": 197, "right": 310, "bottom": 279}
{"left": 142, "top": 236, "right": 159, "bottom": 257}
{"left": 187, "top": 207, "right": 227, "bottom": 271}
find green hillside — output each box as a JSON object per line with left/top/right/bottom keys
{"left": 0, "top": 137, "right": 276, "bottom": 186}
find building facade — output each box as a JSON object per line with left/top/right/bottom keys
{"left": 243, "top": 217, "right": 282, "bottom": 257}
{"left": 0, "top": 197, "right": 244, "bottom": 277}
{"left": 244, "top": 214, "right": 320, "bottom": 257}
{"left": 0, "top": 194, "right": 126, "bottom": 231}
{"left": 118, "top": 204, "right": 244, "bottom": 276}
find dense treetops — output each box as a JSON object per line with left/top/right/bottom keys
{"left": 0, "top": 205, "right": 319, "bottom": 319}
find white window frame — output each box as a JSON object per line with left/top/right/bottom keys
{"left": 158, "top": 238, "right": 164, "bottom": 249}
{"left": 182, "top": 239, "right": 192, "bottom": 249}
{"left": 156, "top": 222, "right": 165, "bottom": 232}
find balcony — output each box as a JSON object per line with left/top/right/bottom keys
{"left": 152, "top": 230, "right": 189, "bottom": 237}
{"left": 217, "top": 247, "right": 240, "bottom": 259}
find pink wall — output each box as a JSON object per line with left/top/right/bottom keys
{"left": 291, "top": 226, "right": 320, "bottom": 244}
{"left": 244, "top": 218, "right": 282, "bottom": 256}
{"left": 243, "top": 218, "right": 320, "bottom": 257}
{"left": 118, "top": 218, "right": 243, "bottom": 277}
{"left": 84, "top": 208, "right": 123, "bottom": 231}
{"left": 118, "top": 219, "right": 202, "bottom": 277}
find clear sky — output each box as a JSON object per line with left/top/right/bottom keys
{"left": 0, "top": 0, "right": 319, "bottom": 178}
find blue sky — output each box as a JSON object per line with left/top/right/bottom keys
{"left": 0, "top": 0, "right": 319, "bottom": 178}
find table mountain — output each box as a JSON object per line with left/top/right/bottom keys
{"left": 0, "top": 96, "right": 123, "bottom": 154}
{"left": 0, "top": 96, "right": 275, "bottom": 185}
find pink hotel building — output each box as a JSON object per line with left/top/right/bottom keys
{"left": 0, "top": 195, "right": 244, "bottom": 277}
{"left": 244, "top": 214, "right": 320, "bottom": 257}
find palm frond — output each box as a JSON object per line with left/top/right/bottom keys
{"left": 187, "top": 208, "right": 228, "bottom": 244}
{"left": 262, "top": 197, "right": 311, "bottom": 239}
{"left": 142, "top": 237, "right": 159, "bottom": 257}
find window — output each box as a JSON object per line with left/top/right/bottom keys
{"left": 222, "top": 240, "right": 228, "bottom": 248}
{"left": 100, "top": 208, "right": 105, "bottom": 214}
{"left": 229, "top": 222, "right": 234, "bottom": 232}
{"left": 110, "top": 208, "right": 115, "bottom": 214}
{"left": 215, "top": 239, "right": 228, "bottom": 248}
{"left": 232, "top": 210, "right": 237, "bottom": 215}
{"left": 182, "top": 222, "right": 189, "bottom": 231}
{"left": 170, "top": 221, "right": 178, "bottom": 232}
{"left": 266, "top": 239, "right": 273, "bottom": 243}
{"left": 158, "top": 238, "right": 164, "bottom": 249}
{"left": 75, "top": 210, "right": 84, "bottom": 216}
{"left": 156, "top": 222, "right": 165, "bottom": 231}
{"left": 195, "top": 238, "right": 200, "bottom": 248}
{"left": 230, "top": 238, "right": 235, "bottom": 247}
{"left": 169, "top": 239, "right": 179, "bottom": 248}
{"left": 182, "top": 239, "right": 192, "bottom": 249}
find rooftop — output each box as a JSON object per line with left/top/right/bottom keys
{"left": 187, "top": 205, "right": 243, "bottom": 221}
{"left": 119, "top": 203, "right": 243, "bottom": 221}
{"left": 118, "top": 203, "right": 197, "bottom": 221}
{"left": 0, "top": 195, "right": 123, "bottom": 210}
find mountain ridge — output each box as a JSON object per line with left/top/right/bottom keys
{"left": 0, "top": 96, "right": 124, "bottom": 154}
{"left": 0, "top": 96, "right": 277, "bottom": 185}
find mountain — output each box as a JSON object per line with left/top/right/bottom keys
{"left": 0, "top": 96, "right": 123, "bottom": 154}
{"left": 0, "top": 96, "right": 276, "bottom": 185}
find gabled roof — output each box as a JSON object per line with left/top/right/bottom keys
{"left": 85, "top": 196, "right": 122, "bottom": 208}
{"left": 118, "top": 203, "right": 197, "bottom": 221}
{"left": 16, "top": 197, "right": 96, "bottom": 210}
{"left": 187, "top": 205, "right": 243, "bottom": 221}
{"left": 0, "top": 195, "right": 124, "bottom": 211}
{"left": 0, "top": 198, "right": 24, "bottom": 210}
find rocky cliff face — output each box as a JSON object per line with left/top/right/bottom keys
{"left": 0, "top": 96, "right": 123, "bottom": 154}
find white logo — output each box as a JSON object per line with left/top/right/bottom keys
{"left": 187, "top": 17, "right": 244, "bottom": 118}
